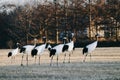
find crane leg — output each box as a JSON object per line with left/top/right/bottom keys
{"left": 83, "top": 54, "right": 87, "bottom": 62}
{"left": 11, "top": 57, "right": 13, "bottom": 64}
{"left": 72, "top": 51, "right": 74, "bottom": 54}
{"left": 39, "top": 55, "right": 41, "bottom": 65}
{"left": 90, "top": 53, "right": 91, "bottom": 61}
{"left": 68, "top": 53, "right": 71, "bottom": 63}
{"left": 57, "top": 56, "right": 58, "bottom": 66}
{"left": 35, "top": 56, "right": 37, "bottom": 64}
{"left": 21, "top": 54, "right": 24, "bottom": 66}
{"left": 63, "top": 53, "right": 66, "bottom": 63}
{"left": 14, "top": 56, "right": 15, "bottom": 63}
{"left": 50, "top": 56, "right": 53, "bottom": 66}
{"left": 26, "top": 54, "right": 28, "bottom": 66}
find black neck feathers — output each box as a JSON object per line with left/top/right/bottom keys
{"left": 45, "top": 43, "right": 49, "bottom": 49}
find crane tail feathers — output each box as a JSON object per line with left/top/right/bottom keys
{"left": 8, "top": 52, "right": 12, "bottom": 57}
{"left": 73, "top": 46, "right": 75, "bottom": 51}
{"left": 62, "top": 45, "right": 69, "bottom": 52}
{"left": 83, "top": 47, "right": 88, "bottom": 55}
{"left": 31, "top": 49, "right": 38, "bottom": 57}
{"left": 48, "top": 47, "right": 51, "bottom": 51}
{"left": 50, "top": 49, "right": 56, "bottom": 57}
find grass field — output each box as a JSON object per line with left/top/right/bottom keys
{"left": 0, "top": 47, "right": 120, "bottom": 80}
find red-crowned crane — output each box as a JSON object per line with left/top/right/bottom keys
{"left": 31, "top": 43, "right": 51, "bottom": 65}
{"left": 63, "top": 41, "right": 74, "bottom": 63}
{"left": 82, "top": 34, "right": 100, "bottom": 62}
{"left": 20, "top": 44, "right": 36, "bottom": 66}
{"left": 8, "top": 43, "right": 20, "bottom": 63}
{"left": 49, "top": 44, "right": 64, "bottom": 66}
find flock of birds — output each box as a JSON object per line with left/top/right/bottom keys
{"left": 8, "top": 35, "right": 99, "bottom": 66}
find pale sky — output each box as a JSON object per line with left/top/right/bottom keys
{"left": 0, "top": 0, "right": 51, "bottom": 13}
{"left": 0, "top": 0, "right": 90, "bottom": 14}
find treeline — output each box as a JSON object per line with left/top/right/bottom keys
{"left": 0, "top": 0, "right": 120, "bottom": 48}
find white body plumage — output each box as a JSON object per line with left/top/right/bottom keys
{"left": 12, "top": 48, "right": 19, "bottom": 56}
{"left": 63, "top": 41, "right": 74, "bottom": 63}
{"left": 8, "top": 43, "right": 20, "bottom": 58}
{"left": 8, "top": 47, "right": 19, "bottom": 57}
{"left": 21, "top": 45, "right": 36, "bottom": 54}
{"left": 35, "top": 44, "right": 45, "bottom": 55}
{"left": 52, "top": 44, "right": 64, "bottom": 55}
{"left": 31, "top": 43, "right": 51, "bottom": 56}
{"left": 49, "top": 44, "right": 64, "bottom": 66}
{"left": 86, "top": 41, "right": 98, "bottom": 53}
{"left": 31, "top": 43, "right": 51, "bottom": 65}
{"left": 65, "top": 41, "right": 74, "bottom": 52}
{"left": 8, "top": 43, "right": 20, "bottom": 63}
{"left": 82, "top": 40, "right": 98, "bottom": 62}
{"left": 20, "top": 44, "right": 36, "bottom": 66}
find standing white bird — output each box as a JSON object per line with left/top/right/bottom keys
{"left": 8, "top": 43, "right": 20, "bottom": 63}
{"left": 20, "top": 44, "right": 36, "bottom": 66}
{"left": 49, "top": 44, "right": 65, "bottom": 66}
{"left": 82, "top": 34, "right": 99, "bottom": 62}
{"left": 31, "top": 43, "right": 51, "bottom": 65}
{"left": 63, "top": 41, "right": 74, "bottom": 63}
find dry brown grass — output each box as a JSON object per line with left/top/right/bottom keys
{"left": 0, "top": 47, "right": 120, "bottom": 80}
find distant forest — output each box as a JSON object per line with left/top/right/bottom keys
{"left": 0, "top": 0, "right": 120, "bottom": 48}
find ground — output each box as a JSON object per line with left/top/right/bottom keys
{"left": 0, "top": 47, "right": 120, "bottom": 80}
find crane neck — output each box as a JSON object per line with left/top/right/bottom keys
{"left": 96, "top": 36, "right": 99, "bottom": 41}
{"left": 16, "top": 43, "right": 20, "bottom": 48}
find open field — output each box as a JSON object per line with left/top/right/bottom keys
{"left": 0, "top": 47, "right": 120, "bottom": 80}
